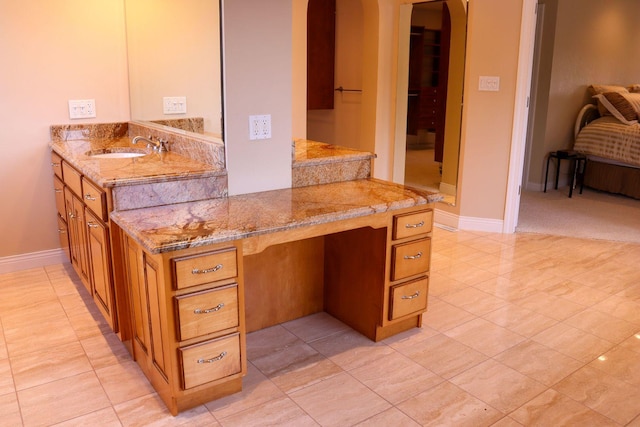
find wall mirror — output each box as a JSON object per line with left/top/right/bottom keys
{"left": 124, "top": 0, "right": 223, "bottom": 141}
{"left": 396, "top": 0, "right": 466, "bottom": 206}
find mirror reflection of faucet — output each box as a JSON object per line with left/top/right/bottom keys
{"left": 132, "top": 135, "right": 169, "bottom": 153}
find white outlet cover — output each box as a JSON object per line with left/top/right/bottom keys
{"left": 249, "top": 114, "right": 272, "bottom": 140}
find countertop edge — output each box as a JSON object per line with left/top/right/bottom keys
{"left": 110, "top": 180, "right": 439, "bottom": 255}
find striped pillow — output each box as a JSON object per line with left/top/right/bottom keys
{"left": 622, "top": 92, "right": 640, "bottom": 112}
{"left": 588, "top": 84, "right": 629, "bottom": 116}
{"left": 628, "top": 84, "right": 640, "bottom": 93}
{"left": 594, "top": 92, "right": 639, "bottom": 125}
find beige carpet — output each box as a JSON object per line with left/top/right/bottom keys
{"left": 517, "top": 187, "right": 640, "bottom": 243}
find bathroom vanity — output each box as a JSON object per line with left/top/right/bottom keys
{"left": 110, "top": 180, "right": 435, "bottom": 415}
{"left": 49, "top": 123, "right": 440, "bottom": 415}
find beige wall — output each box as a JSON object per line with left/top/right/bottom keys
{"left": 456, "top": 0, "right": 523, "bottom": 220}
{"left": 223, "top": 0, "right": 293, "bottom": 195}
{"left": 1, "top": 0, "right": 533, "bottom": 266}
{"left": 0, "top": 0, "right": 129, "bottom": 259}
{"left": 528, "top": 0, "right": 640, "bottom": 187}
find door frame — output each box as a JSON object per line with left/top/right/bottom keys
{"left": 503, "top": 0, "right": 538, "bottom": 233}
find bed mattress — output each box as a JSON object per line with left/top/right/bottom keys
{"left": 574, "top": 116, "right": 640, "bottom": 167}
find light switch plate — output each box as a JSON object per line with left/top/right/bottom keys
{"left": 68, "top": 99, "right": 96, "bottom": 119}
{"left": 163, "top": 96, "right": 187, "bottom": 114}
{"left": 479, "top": 76, "right": 500, "bottom": 92}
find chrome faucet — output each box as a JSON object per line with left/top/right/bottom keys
{"left": 132, "top": 135, "right": 169, "bottom": 152}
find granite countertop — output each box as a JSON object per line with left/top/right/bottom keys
{"left": 50, "top": 137, "right": 225, "bottom": 188}
{"left": 293, "top": 139, "right": 375, "bottom": 166}
{"left": 110, "top": 178, "right": 441, "bottom": 254}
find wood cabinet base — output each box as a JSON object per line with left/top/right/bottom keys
{"left": 117, "top": 205, "right": 433, "bottom": 415}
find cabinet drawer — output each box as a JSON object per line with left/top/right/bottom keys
{"left": 175, "top": 284, "right": 239, "bottom": 341}
{"left": 179, "top": 333, "right": 241, "bottom": 389}
{"left": 173, "top": 248, "right": 238, "bottom": 289}
{"left": 53, "top": 176, "right": 66, "bottom": 218}
{"left": 82, "top": 177, "right": 107, "bottom": 222}
{"left": 391, "top": 238, "right": 431, "bottom": 281}
{"left": 389, "top": 276, "right": 429, "bottom": 320}
{"left": 62, "top": 161, "right": 83, "bottom": 197}
{"left": 393, "top": 210, "right": 433, "bottom": 240}
{"left": 51, "top": 152, "right": 63, "bottom": 180}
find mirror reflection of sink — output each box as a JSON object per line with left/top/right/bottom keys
{"left": 87, "top": 148, "right": 147, "bottom": 159}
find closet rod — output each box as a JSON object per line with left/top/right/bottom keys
{"left": 335, "top": 86, "right": 362, "bottom": 93}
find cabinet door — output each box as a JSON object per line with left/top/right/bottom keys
{"left": 124, "top": 235, "right": 152, "bottom": 359}
{"left": 144, "top": 255, "right": 170, "bottom": 380}
{"left": 86, "top": 209, "right": 116, "bottom": 331}
{"left": 64, "top": 188, "right": 91, "bottom": 292}
{"left": 307, "top": 0, "right": 336, "bottom": 110}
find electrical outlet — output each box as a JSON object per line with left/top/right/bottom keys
{"left": 479, "top": 76, "right": 500, "bottom": 92}
{"left": 163, "top": 96, "right": 187, "bottom": 114}
{"left": 68, "top": 99, "right": 96, "bottom": 119}
{"left": 249, "top": 114, "right": 272, "bottom": 140}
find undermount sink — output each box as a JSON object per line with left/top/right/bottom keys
{"left": 87, "top": 148, "right": 147, "bottom": 159}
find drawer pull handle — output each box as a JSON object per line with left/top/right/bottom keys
{"left": 54, "top": 189, "right": 63, "bottom": 193}
{"left": 57, "top": 228, "right": 66, "bottom": 234}
{"left": 197, "top": 351, "right": 227, "bottom": 364}
{"left": 84, "top": 193, "right": 97, "bottom": 201}
{"left": 68, "top": 212, "right": 75, "bottom": 219}
{"left": 192, "top": 264, "right": 223, "bottom": 275}
{"left": 87, "top": 222, "right": 99, "bottom": 229}
{"left": 404, "top": 251, "right": 423, "bottom": 260}
{"left": 402, "top": 291, "right": 421, "bottom": 300}
{"left": 51, "top": 162, "right": 60, "bottom": 167}
{"left": 405, "top": 221, "right": 424, "bottom": 229}
{"left": 194, "top": 303, "right": 224, "bottom": 314}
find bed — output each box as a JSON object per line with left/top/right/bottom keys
{"left": 573, "top": 87, "right": 640, "bottom": 199}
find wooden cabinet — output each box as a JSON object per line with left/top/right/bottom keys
{"left": 307, "top": 0, "right": 336, "bottom": 110}
{"left": 387, "top": 209, "right": 432, "bottom": 322}
{"left": 64, "top": 186, "right": 91, "bottom": 290}
{"left": 321, "top": 206, "right": 433, "bottom": 342}
{"left": 86, "top": 209, "right": 116, "bottom": 330}
{"left": 122, "top": 238, "right": 246, "bottom": 415}
{"left": 113, "top": 193, "right": 432, "bottom": 415}
{"left": 51, "top": 151, "right": 118, "bottom": 331}
{"left": 53, "top": 175, "right": 70, "bottom": 260}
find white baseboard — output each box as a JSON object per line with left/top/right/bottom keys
{"left": 434, "top": 208, "right": 460, "bottom": 230}
{"left": 435, "top": 208, "right": 505, "bottom": 233}
{"left": 459, "top": 215, "right": 504, "bottom": 233}
{"left": 0, "top": 249, "right": 67, "bottom": 274}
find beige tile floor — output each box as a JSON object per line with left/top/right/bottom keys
{"left": 2, "top": 228, "right": 640, "bottom": 426}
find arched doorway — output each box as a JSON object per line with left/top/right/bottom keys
{"left": 393, "top": 0, "right": 467, "bottom": 207}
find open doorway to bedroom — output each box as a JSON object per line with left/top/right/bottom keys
{"left": 515, "top": 0, "right": 640, "bottom": 242}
